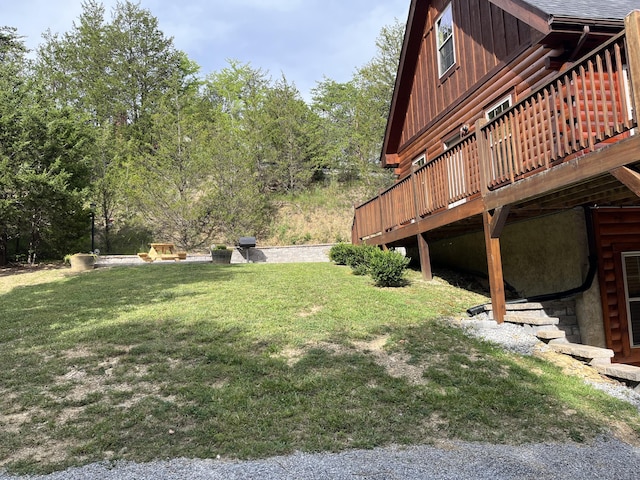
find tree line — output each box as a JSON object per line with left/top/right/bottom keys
{"left": 0, "top": 0, "right": 403, "bottom": 265}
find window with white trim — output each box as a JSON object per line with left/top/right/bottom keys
{"left": 486, "top": 96, "right": 512, "bottom": 121}
{"left": 412, "top": 154, "right": 426, "bottom": 168}
{"left": 622, "top": 252, "right": 640, "bottom": 347}
{"left": 436, "top": 3, "right": 455, "bottom": 77}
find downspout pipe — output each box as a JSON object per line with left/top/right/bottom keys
{"left": 467, "top": 206, "right": 598, "bottom": 317}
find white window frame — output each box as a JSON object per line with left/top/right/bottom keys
{"left": 436, "top": 3, "right": 455, "bottom": 77}
{"left": 412, "top": 154, "right": 426, "bottom": 169}
{"left": 622, "top": 252, "right": 640, "bottom": 348}
{"left": 485, "top": 96, "right": 513, "bottom": 121}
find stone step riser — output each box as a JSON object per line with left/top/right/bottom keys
{"left": 549, "top": 341, "right": 614, "bottom": 366}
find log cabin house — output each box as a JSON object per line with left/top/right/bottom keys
{"left": 351, "top": 0, "right": 640, "bottom": 365}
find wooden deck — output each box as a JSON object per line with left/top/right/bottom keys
{"left": 353, "top": 30, "right": 640, "bottom": 248}
{"left": 353, "top": 17, "right": 640, "bottom": 325}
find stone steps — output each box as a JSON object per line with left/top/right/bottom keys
{"left": 548, "top": 341, "right": 614, "bottom": 366}
{"left": 595, "top": 364, "right": 640, "bottom": 391}
{"left": 472, "top": 306, "right": 639, "bottom": 389}
{"left": 536, "top": 329, "right": 566, "bottom": 341}
{"left": 504, "top": 314, "right": 560, "bottom": 327}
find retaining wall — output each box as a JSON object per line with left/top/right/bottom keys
{"left": 95, "top": 244, "right": 334, "bottom": 267}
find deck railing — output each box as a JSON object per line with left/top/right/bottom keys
{"left": 352, "top": 29, "right": 637, "bottom": 244}
{"left": 354, "top": 134, "right": 480, "bottom": 240}
{"left": 480, "top": 32, "right": 634, "bottom": 190}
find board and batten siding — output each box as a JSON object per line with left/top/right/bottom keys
{"left": 394, "top": 0, "right": 551, "bottom": 178}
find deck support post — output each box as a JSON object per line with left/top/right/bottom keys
{"left": 483, "top": 208, "right": 508, "bottom": 323}
{"left": 625, "top": 11, "right": 640, "bottom": 124}
{"left": 417, "top": 233, "right": 433, "bottom": 281}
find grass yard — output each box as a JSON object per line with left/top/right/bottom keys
{"left": 1, "top": 263, "right": 640, "bottom": 475}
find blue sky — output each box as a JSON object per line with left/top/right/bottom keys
{"left": 3, "top": 0, "right": 409, "bottom": 100}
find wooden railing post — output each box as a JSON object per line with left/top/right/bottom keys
{"left": 625, "top": 11, "right": 640, "bottom": 124}
{"left": 377, "top": 191, "right": 385, "bottom": 235}
{"left": 475, "top": 118, "right": 491, "bottom": 197}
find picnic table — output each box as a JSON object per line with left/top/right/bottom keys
{"left": 138, "top": 243, "right": 187, "bottom": 262}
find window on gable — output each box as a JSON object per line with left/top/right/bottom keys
{"left": 437, "top": 3, "right": 455, "bottom": 77}
{"left": 412, "top": 154, "right": 426, "bottom": 168}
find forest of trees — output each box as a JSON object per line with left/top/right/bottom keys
{"left": 0, "top": 0, "right": 404, "bottom": 265}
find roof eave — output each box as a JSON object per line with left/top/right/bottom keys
{"left": 381, "top": 0, "right": 428, "bottom": 168}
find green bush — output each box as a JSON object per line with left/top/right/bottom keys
{"left": 368, "top": 250, "right": 410, "bottom": 287}
{"left": 329, "top": 243, "right": 354, "bottom": 265}
{"left": 346, "top": 244, "right": 380, "bottom": 275}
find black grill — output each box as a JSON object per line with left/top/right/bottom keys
{"left": 238, "top": 237, "right": 256, "bottom": 248}
{"left": 237, "top": 237, "right": 256, "bottom": 263}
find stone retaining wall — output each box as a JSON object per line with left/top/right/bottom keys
{"left": 95, "top": 244, "right": 334, "bottom": 267}
{"left": 231, "top": 244, "right": 333, "bottom": 264}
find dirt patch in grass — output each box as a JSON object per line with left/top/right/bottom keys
{"left": 272, "top": 336, "right": 429, "bottom": 385}
{"left": 353, "top": 336, "right": 428, "bottom": 385}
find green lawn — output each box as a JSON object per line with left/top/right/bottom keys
{"left": 1, "top": 263, "right": 639, "bottom": 475}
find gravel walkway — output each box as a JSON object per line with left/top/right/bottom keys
{"left": 1, "top": 437, "right": 639, "bottom": 480}
{"left": 3, "top": 318, "right": 640, "bottom": 479}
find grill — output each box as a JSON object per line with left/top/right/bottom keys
{"left": 237, "top": 237, "right": 256, "bottom": 263}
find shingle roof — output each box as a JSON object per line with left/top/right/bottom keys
{"left": 525, "top": 0, "right": 638, "bottom": 21}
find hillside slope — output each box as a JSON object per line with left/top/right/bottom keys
{"left": 262, "top": 184, "right": 370, "bottom": 246}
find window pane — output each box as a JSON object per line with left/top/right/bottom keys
{"left": 437, "top": 6, "right": 453, "bottom": 46}
{"left": 624, "top": 256, "right": 640, "bottom": 297}
{"left": 437, "top": 4, "right": 454, "bottom": 76}
{"left": 628, "top": 301, "right": 640, "bottom": 346}
{"left": 439, "top": 38, "right": 455, "bottom": 73}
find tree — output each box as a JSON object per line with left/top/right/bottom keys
{"left": 36, "top": 0, "right": 189, "bottom": 253}
{"left": 311, "top": 19, "right": 404, "bottom": 191}
{"left": 0, "top": 28, "right": 93, "bottom": 264}
{"left": 201, "top": 61, "right": 273, "bottom": 243}
{"left": 260, "top": 76, "right": 324, "bottom": 193}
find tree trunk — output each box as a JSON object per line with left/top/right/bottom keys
{"left": 0, "top": 232, "right": 7, "bottom": 266}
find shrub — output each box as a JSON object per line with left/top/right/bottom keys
{"left": 346, "top": 244, "right": 380, "bottom": 276}
{"left": 329, "top": 243, "right": 354, "bottom": 265}
{"left": 368, "top": 250, "right": 410, "bottom": 287}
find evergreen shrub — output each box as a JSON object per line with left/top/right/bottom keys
{"left": 328, "top": 243, "right": 353, "bottom": 265}
{"left": 368, "top": 250, "right": 410, "bottom": 287}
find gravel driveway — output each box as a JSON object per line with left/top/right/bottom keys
{"left": 2, "top": 437, "right": 639, "bottom": 479}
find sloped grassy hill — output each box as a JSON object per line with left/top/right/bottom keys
{"left": 263, "top": 184, "right": 371, "bottom": 246}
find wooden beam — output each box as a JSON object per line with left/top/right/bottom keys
{"left": 484, "top": 135, "right": 640, "bottom": 210}
{"left": 625, "top": 11, "right": 640, "bottom": 125}
{"left": 487, "top": 0, "right": 551, "bottom": 35}
{"left": 483, "top": 210, "right": 506, "bottom": 324}
{"left": 490, "top": 205, "right": 511, "bottom": 238}
{"left": 610, "top": 166, "right": 640, "bottom": 198}
{"left": 417, "top": 233, "right": 433, "bottom": 282}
